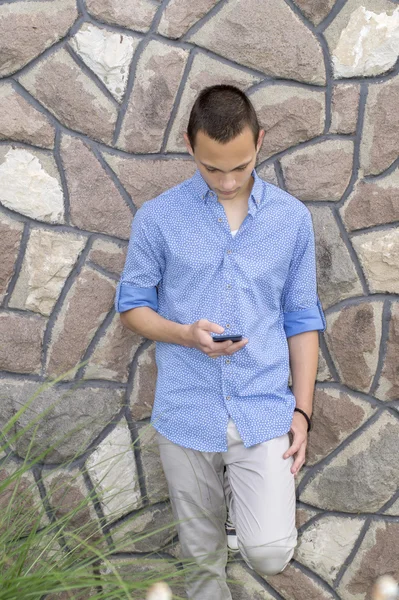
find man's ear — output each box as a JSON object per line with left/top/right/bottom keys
{"left": 183, "top": 132, "right": 194, "bottom": 157}
{"left": 256, "top": 129, "right": 265, "bottom": 153}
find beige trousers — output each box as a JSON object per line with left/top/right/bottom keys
{"left": 155, "top": 417, "right": 297, "bottom": 600}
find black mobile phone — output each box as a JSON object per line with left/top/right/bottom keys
{"left": 212, "top": 334, "right": 243, "bottom": 343}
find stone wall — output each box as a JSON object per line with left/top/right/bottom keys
{"left": 0, "top": 1, "right": 398, "bottom": 598}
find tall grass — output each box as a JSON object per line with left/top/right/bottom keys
{"left": 0, "top": 369, "right": 241, "bottom": 600}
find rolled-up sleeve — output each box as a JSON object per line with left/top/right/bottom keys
{"left": 115, "top": 204, "right": 164, "bottom": 313}
{"left": 281, "top": 209, "right": 326, "bottom": 338}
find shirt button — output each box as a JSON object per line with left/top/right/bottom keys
{"left": 226, "top": 395, "right": 231, "bottom": 400}
{"left": 227, "top": 249, "right": 232, "bottom": 254}
{"left": 226, "top": 284, "right": 231, "bottom": 289}
{"left": 218, "top": 217, "right": 223, "bottom": 222}
{"left": 225, "top": 359, "right": 231, "bottom": 364}
{"left": 226, "top": 324, "right": 230, "bottom": 328}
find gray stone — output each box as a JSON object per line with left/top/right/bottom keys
{"left": 332, "top": 6, "right": 399, "bottom": 78}
{"left": 158, "top": 0, "right": 219, "bottom": 39}
{"left": 250, "top": 84, "right": 325, "bottom": 162}
{"left": 188, "top": 0, "right": 326, "bottom": 85}
{"left": 0, "top": 146, "right": 64, "bottom": 224}
{"left": 103, "top": 153, "right": 196, "bottom": 208}
{"left": 375, "top": 302, "right": 399, "bottom": 401}
{"left": 316, "top": 348, "right": 333, "bottom": 382}
{"left": 307, "top": 387, "right": 376, "bottom": 465}
{"left": 0, "top": 378, "right": 124, "bottom": 463}
{"left": 0, "top": 0, "right": 77, "bottom": 77}
{"left": 292, "top": 0, "right": 336, "bottom": 25}
{"left": 88, "top": 239, "right": 127, "bottom": 277}
{"left": 46, "top": 267, "right": 116, "bottom": 379}
{"left": 0, "top": 312, "right": 46, "bottom": 374}
{"left": 352, "top": 228, "right": 399, "bottom": 293}
{"left": 86, "top": 0, "right": 159, "bottom": 33}
{"left": 61, "top": 135, "right": 133, "bottom": 239}
{"left": 130, "top": 343, "right": 157, "bottom": 420}
{"left": 136, "top": 423, "right": 169, "bottom": 503}
{"left": 85, "top": 313, "right": 142, "bottom": 382}
{"left": 166, "top": 52, "right": 260, "bottom": 152}
{"left": 337, "top": 521, "right": 399, "bottom": 600}
{"left": 117, "top": 40, "right": 189, "bottom": 153}
{"left": 86, "top": 418, "right": 141, "bottom": 522}
{"left": 281, "top": 140, "right": 354, "bottom": 201}
{"left": 295, "top": 516, "right": 364, "bottom": 586}
{"left": 325, "top": 302, "right": 383, "bottom": 393}
{"left": 0, "top": 213, "right": 23, "bottom": 304}
{"left": 9, "top": 229, "right": 86, "bottom": 317}
{"left": 111, "top": 503, "right": 177, "bottom": 552}
{"left": 341, "top": 167, "right": 399, "bottom": 231}
{"left": 70, "top": 24, "right": 139, "bottom": 103}
{"left": 330, "top": 83, "right": 360, "bottom": 134}
{"left": 384, "top": 497, "right": 399, "bottom": 515}
{"left": 309, "top": 205, "right": 362, "bottom": 309}
{"left": 360, "top": 73, "right": 399, "bottom": 175}
{"left": 19, "top": 49, "right": 118, "bottom": 145}
{"left": 300, "top": 412, "right": 399, "bottom": 512}
{"left": 227, "top": 562, "right": 276, "bottom": 599}
{"left": 0, "top": 82, "right": 55, "bottom": 148}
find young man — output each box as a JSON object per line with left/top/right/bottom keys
{"left": 116, "top": 85, "right": 326, "bottom": 600}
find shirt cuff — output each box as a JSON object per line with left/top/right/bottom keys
{"left": 115, "top": 282, "right": 158, "bottom": 313}
{"left": 283, "top": 297, "right": 326, "bottom": 338}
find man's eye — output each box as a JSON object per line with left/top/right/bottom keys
{"left": 236, "top": 166, "right": 247, "bottom": 171}
{"left": 206, "top": 168, "right": 216, "bottom": 172}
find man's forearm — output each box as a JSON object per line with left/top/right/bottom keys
{"left": 287, "top": 330, "right": 319, "bottom": 416}
{"left": 120, "top": 307, "right": 191, "bottom": 346}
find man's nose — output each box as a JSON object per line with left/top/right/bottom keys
{"left": 220, "top": 177, "right": 236, "bottom": 191}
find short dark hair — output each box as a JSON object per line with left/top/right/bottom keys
{"left": 187, "top": 84, "right": 260, "bottom": 149}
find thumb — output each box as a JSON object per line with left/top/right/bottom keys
{"left": 201, "top": 320, "right": 225, "bottom": 334}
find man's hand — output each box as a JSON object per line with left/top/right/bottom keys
{"left": 184, "top": 319, "right": 248, "bottom": 357}
{"left": 283, "top": 411, "right": 309, "bottom": 477}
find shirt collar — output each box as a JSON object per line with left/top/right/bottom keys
{"left": 191, "top": 168, "right": 265, "bottom": 214}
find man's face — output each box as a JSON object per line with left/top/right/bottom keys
{"left": 184, "top": 126, "right": 264, "bottom": 201}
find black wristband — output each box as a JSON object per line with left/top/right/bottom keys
{"left": 294, "top": 407, "right": 312, "bottom": 432}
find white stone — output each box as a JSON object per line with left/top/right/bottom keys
{"left": 9, "top": 229, "right": 86, "bottom": 317}
{"left": 0, "top": 147, "right": 64, "bottom": 223}
{"left": 352, "top": 228, "right": 399, "bottom": 293}
{"left": 70, "top": 24, "right": 139, "bottom": 103}
{"left": 333, "top": 6, "right": 399, "bottom": 78}
{"left": 86, "top": 419, "right": 141, "bottom": 521}
{"left": 295, "top": 516, "right": 364, "bottom": 585}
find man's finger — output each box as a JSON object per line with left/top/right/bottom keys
{"left": 283, "top": 440, "right": 303, "bottom": 459}
{"left": 291, "top": 449, "right": 306, "bottom": 475}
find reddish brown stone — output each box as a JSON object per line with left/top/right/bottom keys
{"left": 376, "top": 302, "right": 399, "bottom": 401}
{"left": 88, "top": 240, "right": 127, "bottom": 277}
{"left": 85, "top": 314, "right": 143, "bottom": 382}
{"left": 0, "top": 0, "right": 77, "bottom": 77}
{"left": 103, "top": 153, "right": 196, "bottom": 208}
{"left": 251, "top": 84, "right": 325, "bottom": 162}
{"left": 307, "top": 388, "right": 376, "bottom": 465}
{"left": 46, "top": 267, "right": 116, "bottom": 378}
{"left": 341, "top": 169, "right": 399, "bottom": 231}
{"left": 130, "top": 344, "right": 157, "bottom": 420}
{"left": 111, "top": 503, "right": 176, "bottom": 552}
{"left": 188, "top": 0, "right": 326, "bottom": 85}
{"left": 117, "top": 41, "right": 189, "bottom": 153}
{"left": 338, "top": 521, "right": 399, "bottom": 600}
{"left": 361, "top": 74, "right": 399, "bottom": 175}
{"left": 86, "top": 0, "right": 158, "bottom": 33}
{"left": 293, "top": 0, "right": 336, "bottom": 25}
{"left": 325, "top": 302, "right": 382, "bottom": 392}
{"left": 0, "top": 312, "right": 45, "bottom": 374}
{"left": 0, "top": 214, "right": 23, "bottom": 304}
{"left": 281, "top": 139, "right": 354, "bottom": 201}
{"left": 330, "top": 83, "right": 360, "bottom": 134}
{"left": 158, "top": 0, "right": 219, "bottom": 38}
{"left": 19, "top": 49, "right": 117, "bottom": 145}
{"left": 268, "top": 563, "right": 335, "bottom": 599}
{"left": 0, "top": 83, "right": 55, "bottom": 148}
{"left": 61, "top": 135, "right": 133, "bottom": 239}
{"left": 0, "top": 464, "right": 45, "bottom": 536}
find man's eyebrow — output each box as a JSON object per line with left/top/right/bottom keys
{"left": 200, "top": 160, "right": 252, "bottom": 171}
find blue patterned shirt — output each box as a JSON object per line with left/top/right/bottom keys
{"left": 115, "top": 168, "right": 326, "bottom": 451}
